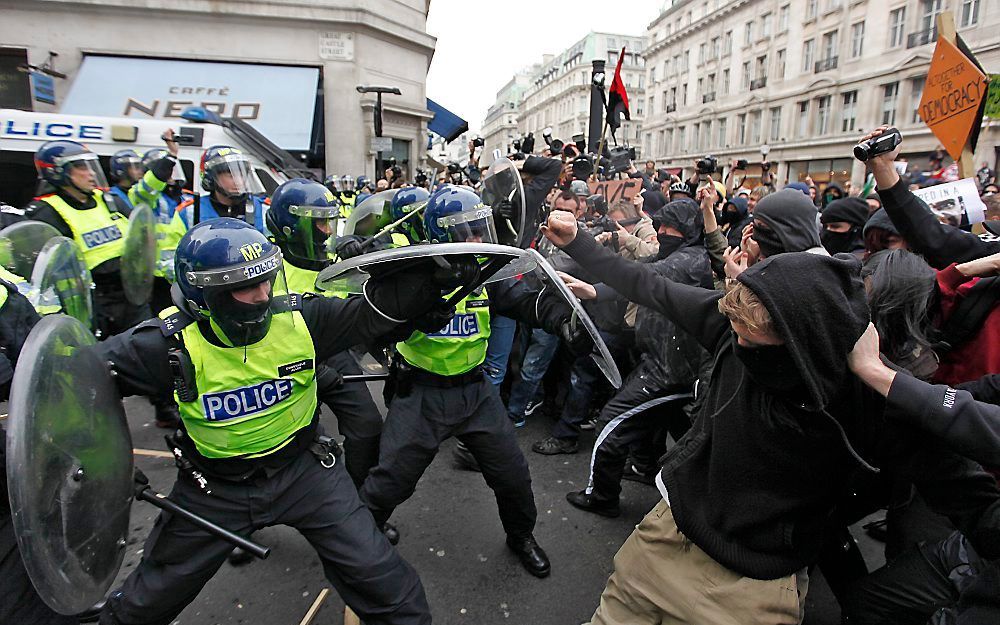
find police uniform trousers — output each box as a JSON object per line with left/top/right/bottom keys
{"left": 101, "top": 450, "right": 430, "bottom": 625}
{"left": 93, "top": 280, "right": 151, "bottom": 339}
{"left": 360, "top": 372, "right": 538, "bottom": 539}
{"left": 316, "top": 350, "right": 384, "bottom": 488}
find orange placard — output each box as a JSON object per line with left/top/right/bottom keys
{"left": 918, "top": 37, "right": 988, "bottom": 161}
{"left": 587, "top": 178, "right": 642, "bottom": 204}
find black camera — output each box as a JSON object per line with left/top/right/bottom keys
{"left": 415, "top": 170, "right": 428, "bottom": 186}
{"left": 586, "top": 193, "right": 608, "bottom": 217}
{"left": 572, "top": 155, "right": 594, "bottom": 181}
{"left": 550, "top": 139, "right": 565, "bottom": 155}
{"left": 606, "top": 146, "right": 632, "bottom": 176}
{"left": 573, "top": 133, "right": 586, "bottom": 152}
{"left": 761, "top": 161, "right": 772, "bottom": 171}
{"left": 447, "top": 161, "right": 462, "bottom": 175}
{"left": 512, "top": 138, "right": 522, "bottom": 153}
{"left": 472, "top": 137, "right": 485, "bottom": 148}
{"left": 696, "top": 155, "right": 718, "bottom": 175}
{"left": 390, "top": 165, "right": 402, "bottom": 179}
{"left": 522, "top": 132, "right": 535, "bottom": 154}
{"left": 735, "top": 159, "right": 749, "bottom": 170}
{"left": 854, "top": 127, "right": 902, "bottom": 162}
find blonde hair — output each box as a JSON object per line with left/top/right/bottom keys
{"left": 717, "top": 281, "right": 774, "bottom": 337}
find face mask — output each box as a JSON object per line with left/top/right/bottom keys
{"left": 205, "top": 281, "right": 274, "bottom": 347}
{"left": 752, "top": 226, "right": 784, "bottom": 259}
{"left": 821, "top": 228, "right": 859, "bottom": 255}
{"left": 657, "top": 233, "right": 685, "bottom": 259}
{"left": 732, "top": 338, "right": 803, "bottom": 393}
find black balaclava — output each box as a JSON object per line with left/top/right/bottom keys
{"left": 652, "top": 198, "right": 704, "bottom": 259}
{"left": 732, "top": 338, "right": 804, "bottom": 393}
{"left": 720, "top": 196, "right": 749, "bottom": 227}
{"left": 657, "top": 234, "right": 685, "bottom": 259}
{"left": 752, "top": 189, "right": 822, "bottom": 258}
{"left": 821, "top": 198, "right": 869, "bottom": 255}
{"left": 204, "top": 277, "right": 275, "bottom": 346}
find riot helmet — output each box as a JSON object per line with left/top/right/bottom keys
{"left": 200, "top": 146, "right": 265, "bottom": 202}
{"left": 175, "top": 218, "right": 284, "bottom": 346}
{"left": 266, "top": 178, "right": 341, "bottom": 265}
{"left": 390, "top": 186, "right": 430, "bottom": 242}
{"left": 109, "top": 149, "right": 143, "bottom": 185}
{"left": 342, "top": 190, "right": 395, "bottom": 237}
{"left": 423, "top": 185, "right": 498, "bottom": 244}
{"left": 34, "top": 140, "right": 108, "bottom": 196}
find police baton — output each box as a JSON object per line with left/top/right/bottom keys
{"left": 340, "top": 372, "right": 391, "bottom": 383}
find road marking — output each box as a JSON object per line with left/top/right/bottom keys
{"left": 133, "top": 448, "right": 173, "bottom": 459}
{"left": 298, "top": 588, "right": 331, "bottom": 625}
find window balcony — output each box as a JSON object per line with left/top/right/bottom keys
{"left": 814, "top": 56, "right": 839, "bottom": 73}
{"left": 666, "top": 102, "right": 677, "bottom": 113}
{"left": 907, "top": 28, "right": 936, "bottom": 48}
{"left": 749, "top": 77, "right": 767, "bottom": 90}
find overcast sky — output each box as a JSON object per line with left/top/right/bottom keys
{"left": 425, "top": 0, "right": 661, "bottom": 133}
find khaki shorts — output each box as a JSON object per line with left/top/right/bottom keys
{"left": 590, "top": 500, "right": 808, "bottom": 625}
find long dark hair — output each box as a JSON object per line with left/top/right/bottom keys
{"left": 862, "top": 249, "right": 939, "bottom": 371}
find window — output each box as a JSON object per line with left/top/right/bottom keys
{"left": 910, "top": 78, "right": 925, "bottom": 123}
{"left": 722, "top": 69, "right": 730, "bottom": 94}
{"left": 742, "top": 61, "right": 752, "bottom": 89}
{"left": 769, "top": 106, "right": 782, "bottom": 141}
{"left": 962, "top": 0, "right": 981, "bottom": 27}
{"left": 717, "top": 117, "right": 728, "bottom": 146}
{"left": 756, "top": 55, "right": 768, "bottom": 79}
{"left": 779, "top": 4, "right": 790, "bottom": 31}
{"left": 670, "top": 86, "right": 677, "bottom": 107}
{"left": 744, "top": 21, "right": 753, "bottom": 45}
{"left": 776, "top": 49, "right": 786, "bottom": 79}
{"left": 797, "top": 101, "right": 810, "bottom": 137}
{"left": 761, "top": 13, "right": 772, "bottom": 38}
{"left": 608, "top": 37, "right": 616, "bottom": 50}
{"left": 692, "top": 124, "right": 700, "bottom": 152}
{"left": 816, "top": 95, "right": 831, "bottom": 134}
{"left": 806, "top": 0, "right": 818, "bottom": 20}
{"left": 702, "top": 120, "right": 712, "bottom": 150}
{"left": 724, "top": 30, "right": 733, "bottom": 55}
{"left": 750, "top": 110, "right": 762, "bottom": 143}
{"left": 802, "top": 40, "right": 815, "bottom": 72}
{"left": 637, "top": 97, "right": 645, "bottom": 116}
{"left": 842, "top": 91, "right": 857, "bottom": 132}
{"left": 737, "top": 113, "right": 747, "bottom": 143}
{"left": 699, "top": 42, "right": 707, "bottom": 64}
{"left": 882, "top": 81, "right": 899, "bottom": 125}
{"left": 657, "top": 129, "right": 665, "bottom": 155}
{"left": 678, "top": 126, "right": 686, "bottom": 153}
{"left": 889, "top": 7, "right": 906, "bottom": 47}
{"left": 662, "top": 90, "right": 669, "bottom": 112}
{"left": 850, "top": 22, "right": 864, "bottom": 58}
{"left": 684, "top": 50, "right": 690, "bottom": 72}
{"left": 697, "top": 77, "right": 704, "bottom": 97}
{"left": 650, "top": 66, "right": 656, "bottom": 84}
{"left": 920, "top": 0, "right": 943, "bottom": 35}
{"left": 710, "top": 37, "right": 720, "bottom": 59}
{"left": 666, "top": 128, "right": 674, "bottom": 153}
{"left": 822, "top": 30, "right": 838, "bottom": 61}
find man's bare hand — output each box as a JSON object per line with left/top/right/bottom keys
{"left": 162, "top": 128, "right": 179, "bottom": 157}
{"left": 847, "top": 323, "right": 896, "bottom": 396}
{"left": 723, "top": 246, "right": 750, "bottom": 279}
{"left": 541, "top": 210, "right": 578, "bottom": 247}
{"left": 557, "top": 271, "right": 597, "bottom": 300}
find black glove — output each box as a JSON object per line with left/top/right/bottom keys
{"left": 559, "top": 318, "right": 593, "bottom": 358}
{"left": 316, "top": 364, "right": 344, "bottom": 391}
{"left": 365, "top": 269, "right": 445, "bottom": 323}
{"left": 335, "top": 235, "right": 367, "bottom": 260}
{"left": 412, "top": 304, "right": 456, "bottom": 334}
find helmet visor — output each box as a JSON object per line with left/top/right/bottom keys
{"left": 436, "top": 206, "right": 498, "bottom": 244}
{"left": 59, "top": 153, "right": 109, "bottom": 192}
{"left": 183, "top": 245, "right": 283, "bottom": 290}
{"left": 205, "top": 154, "right": 265, "bottom": 197}
{"left": 288, "top": 204, "right": 339, "bottom": 261}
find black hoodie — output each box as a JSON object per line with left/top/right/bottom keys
{"left": 752, "top": 189, "right": 823, "bottom": 258}
{"left": 561, "top": 233, "right": 1000, "bottom": 579}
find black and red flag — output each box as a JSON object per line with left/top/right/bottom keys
{"left": 606, "top": 47, "right": 630, "bottom": 137}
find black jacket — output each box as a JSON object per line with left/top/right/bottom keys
{"left": 563, "top": 231, "right": 1000, "bottom": 579}
{"left": 881, "top": 178, "right": 1000, "bottom": 268}
{"left": 520, "top": 156, "right": 562, "bottom": 249}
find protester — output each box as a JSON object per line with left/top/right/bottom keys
{"left": 820, "top": 197, "right": 868, "bottom": 257}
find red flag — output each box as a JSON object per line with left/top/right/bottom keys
{"left": 606, "top": 47, "right": 630, "bottom": 134}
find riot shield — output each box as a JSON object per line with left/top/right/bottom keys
{"left": 31, "top": 236, "right": 94, "bottom": 326}
{"left": 342, "top": 190, "right": 396, "bottom": 237}
{"left": 0, "top": 220, "right": 62, "bottom": 279}
{"left": 480, "top": 158, "right": 527, "bottom": 248}
{"left": 5, "top": 315, "right": 133, "bottom": 614}
{"left": 316, "top": 242, "right": 537, "bottom": 297}
{"left": 528, "top": 249, "right": 622, "bottom": 389}
{"left": 120, "top": 205, "right": 157, "bottom": 306}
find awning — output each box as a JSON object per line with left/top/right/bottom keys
{"left": 426, "top": 98, "right": 468, "bottom": 144}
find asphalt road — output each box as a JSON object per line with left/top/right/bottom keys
{"left": 117, "top": 385, "right": 884, "bottom": 625}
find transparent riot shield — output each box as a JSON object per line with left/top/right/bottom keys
{"left": 480, "top": 157, "right": 527, "bottom": 248}
{"left": 31, "top": 236, "right": 94, "bottom": 326}
{"left": 5, "top": 315, "right": 134, "bottom": 614}
{"left": 120, "top": 205, "right": 157, "bottom": 306}
{"left": 528, "top": 249, "right": 622, "bottom": 388}
{"left": 0, "top": 220, "right": 62, "bottom": 279}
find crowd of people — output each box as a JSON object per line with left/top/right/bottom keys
{"left": 2, "top": 117, "right": 1000, "bottom": 625}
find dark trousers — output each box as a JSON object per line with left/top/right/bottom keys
{"left": 842, "top": 531, "right": 996, "bottom": 625}
{"left": 585, "top": 363, "right": 692, "bottom": 505}
{"left": 360, "top": 375, "right": 538, "bottom": 539}
{"left": 551, "top": 330, "right": 627, "bottom": 442}
{"left": 101, "top": 452, "right": 429, "bottom": 625}
{"left": 316, "top": 350, "right": 384, "bottom": 488}
{"left": 94, "top": 283, "right": 150, "bottom": 339}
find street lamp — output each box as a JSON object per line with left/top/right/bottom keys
{"left": 357, "top": 85, "right": 401, "bottom": 178}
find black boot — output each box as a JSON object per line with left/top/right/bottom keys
{"left": 566, "top": 490, "right": 620, "bottom": 518}
{"left": 506, "top": 534, "right": 551, "bottom": 578}
{"left": 153, "top": 401, "right": 180, "bottom": 429}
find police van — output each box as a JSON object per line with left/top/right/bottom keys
{"left": 0, "top": 107, "right": 311, "bottom": 208}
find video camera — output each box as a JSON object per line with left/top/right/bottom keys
{"left": 585, "top": 193, "right": 608, "bottom": 217}
{"left": 603, "top": 146, "right": 634, "bottom": 177}
{"left": 854, "top": 127, "right": 902, "bottom": 162}
{"left": 696, "top": 155, "right": 718, "bottom": 175}
{"left": 472, "top": 136, "right": 485, "bottom": 148}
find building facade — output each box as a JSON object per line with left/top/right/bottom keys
{"left": 481, "top": 71, "right": 534, "bottom": 157}
{"left": 0, "top": 0, "right": 436, "bottom": 178}
{"left": 494, "top": 32, "right": 646, "bottom": 155}
{"left": 642, "top": 0, "right": 999, "bottom": 188}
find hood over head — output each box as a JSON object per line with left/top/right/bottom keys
{"left": 736, "top": 252, "right": 870, "bottom": 411}
{"left": 723, "top": 196, "right": 749, "bottom": 218}
{"left": 640, "top": 189, "right": 667, "bottom": 217}
{"left": 863, "top": 208, "right": 900, "bottom": 237}
{"left": 784, "top": 182, "right": 811, "bottom": 196}
{"left": 652, "top": 198, "right": 704, "bottom": 246}
{"left": 752, "top": 189, "right": 822, "bottom": 256}
{"left": 821, "top": 197, "right": 869, "bottom": 227}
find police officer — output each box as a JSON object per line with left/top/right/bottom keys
{"left": 26, "top": 140, "right": 150, "bottom": 337}
{"left": 387, "top": 186, "right": 429, "bottom": 244}
{"left": 265, "top": 179, "right": 385, "bottom": 490}
{"left": 105, "top": 149, "right": 143, "bottom": 214}
{"left": 324, "top": 174, "right": 357, "bottom": 215}
{"left": 356, "top": 185, "right": 592, "bottom": 578}
{"left": 95, "top": 217, "right": 448, "bottom": 625}
{"left": 0, "top": 276, "right": 74, "bottom": 625}
{"left": 178, "top": 146, "right": 268, "bottom": 230}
